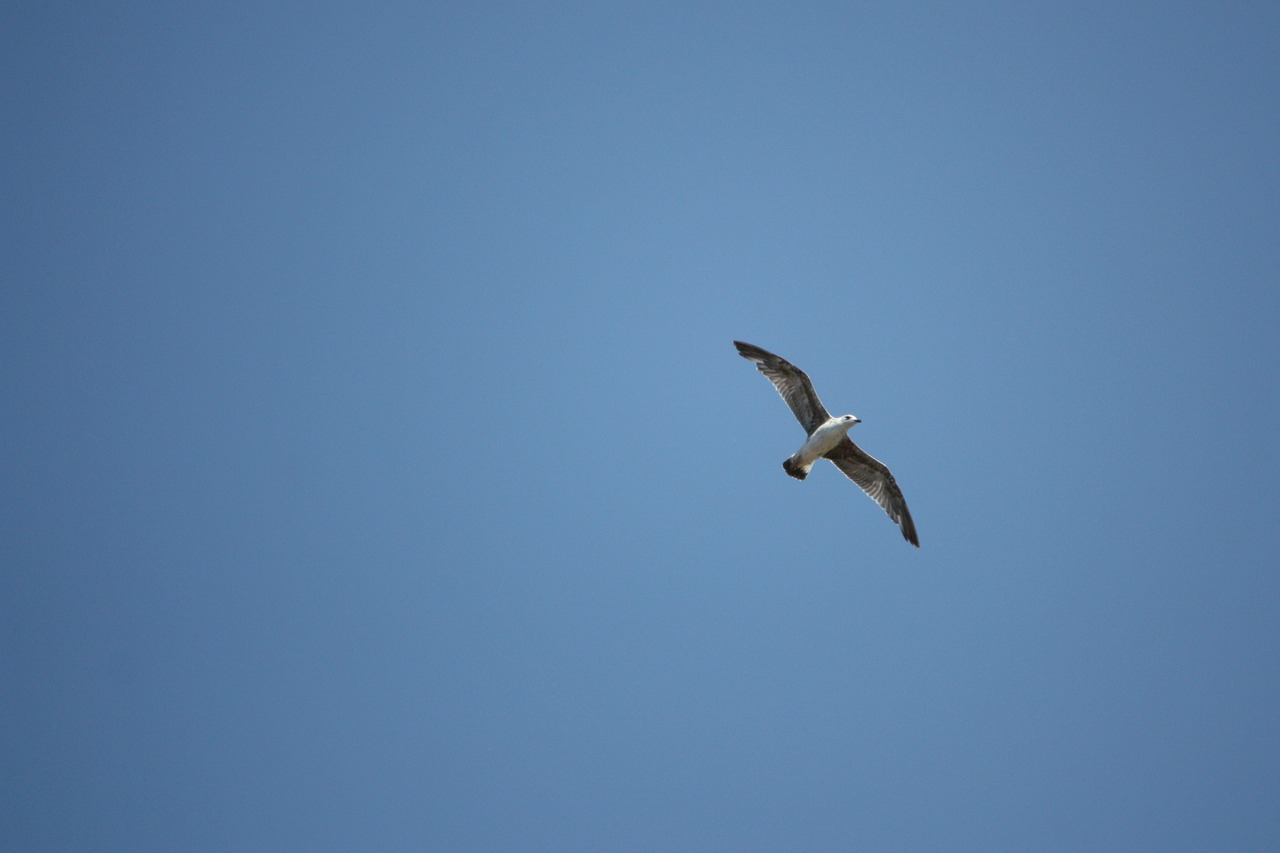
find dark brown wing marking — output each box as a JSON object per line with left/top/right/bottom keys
{"left": 825, "top": 438, "right": 920, "bottom": 547}
{"left": 733, "top": 341, "right": 830, "bottom": 435}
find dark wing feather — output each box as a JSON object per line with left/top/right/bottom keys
{"left": 825, "top": 437, "right": 920, "bottom": 547}
{"left": 733, "top": 341, "right": 830, "bottom": 434}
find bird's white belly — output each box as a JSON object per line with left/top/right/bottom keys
{"left": 795, "top": 418, "right": 850, "bottom": 464}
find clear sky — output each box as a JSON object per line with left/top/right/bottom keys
{"left": 5, "top": 3, "right": 1280, "bottom": 850}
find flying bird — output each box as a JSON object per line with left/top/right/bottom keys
{"left": 734, "top": 341, "right": 919, "bottom": 547}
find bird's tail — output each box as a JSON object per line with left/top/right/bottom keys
{"left": 782, "top": 456, "right": 811, "bottom": 480}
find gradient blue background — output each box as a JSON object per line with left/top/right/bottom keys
{"left": 5, "top": 3, "right": 1279, "bottom": 850}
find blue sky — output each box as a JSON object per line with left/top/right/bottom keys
{"left": 5, "top": 3, "right": 1280, "bottom": 850}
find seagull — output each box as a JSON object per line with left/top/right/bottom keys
{"left": 734, "top": 341, "right": 919, "bottom": 547}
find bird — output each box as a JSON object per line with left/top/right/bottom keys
{"left": 734, "top": 340, "right": 919, "bottom": 547}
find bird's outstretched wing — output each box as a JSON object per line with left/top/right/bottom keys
{"left": 825, "top": 438, "right": 920, "bottom": 547}
{"left": 733, "top": 341, "right": 830, "bottom": 434}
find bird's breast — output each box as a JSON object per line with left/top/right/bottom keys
{"left": 797, "top": 419, "right": 851, "bottom": 460}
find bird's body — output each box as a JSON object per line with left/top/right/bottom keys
{"left": 785, "top": 415, "right": 860, "bottom": 480}
{"left": 734, "top": 340, "right": 920, "bottom": 547}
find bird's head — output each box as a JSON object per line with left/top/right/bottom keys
{"left": 841, "top": 414, "right": 861, "bottom": 428}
